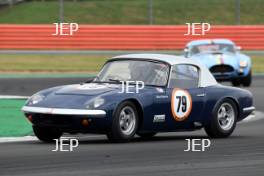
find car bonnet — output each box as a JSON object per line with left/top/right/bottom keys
{"left": 55, "top": 83, "right": 119, "bottom": 96}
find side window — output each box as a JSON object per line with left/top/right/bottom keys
{"left": 168, "top": 64, "right": 199, "bottom": 89}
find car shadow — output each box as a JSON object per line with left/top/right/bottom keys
{"left": 77, "top": 134, "right": 247, "bottom": 145}
{"left": 6, "top": 134, "right": 249, "bottom": 145}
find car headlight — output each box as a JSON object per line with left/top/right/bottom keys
{"left": 86, "top": 97, "right": 105, "bottom": 109}
{"left": 239, "top": 60, "right": 248, "bottom": 67}
{"left": 27, "top": 94, "right": 45, "bottom": 105}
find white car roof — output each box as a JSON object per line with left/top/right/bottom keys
{"left": 111, "top": 54, "right": 217, "bottom": 87}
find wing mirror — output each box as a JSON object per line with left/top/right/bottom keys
{"left": 236, "top": 46, "right": 242, "bottom": 51}
{"left": 184, "top": 48, "right": 189, "bottom": 58}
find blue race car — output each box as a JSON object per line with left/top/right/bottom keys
{"left": 184, "top": 39, "right": 252, "bottom": 87}
{"left": 22, "top": 54, "right": 255, "bottom": 142}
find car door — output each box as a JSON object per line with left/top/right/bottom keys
{"left": 163, "top": 64, "right": 206, "bottom": 130}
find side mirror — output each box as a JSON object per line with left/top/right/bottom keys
{"left": 236, "top": 46, "right": 242, "bottom": 51}
{"left": 184, "top": 48, "right": 189, "bottom": 58}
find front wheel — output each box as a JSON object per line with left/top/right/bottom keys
{"left": 107, "top": 101, "right": 138, "bottom": 142}
{"left": 241, "top": 70, "right": 252, "bottom": 87}
{"left": 33, "top": 126, "right": 63, "bottom": 142}
{"left": 231, "top": 79, "right": 240, "bottom": 87}
{"left": 204, "top": 99, "right": 237, "bottom": 138}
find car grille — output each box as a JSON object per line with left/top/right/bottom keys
{"left": 32, "top": 114, "right": 74, "bottom": 127}
{"left": 210, "top": 65, "right": 234, "bottom": 73}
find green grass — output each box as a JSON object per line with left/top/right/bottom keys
{"left": 0, "top": 54, "right": 109, "bottom": 73}
{"left": 0, "top": 54, "right": 263, "bottom": 74}
{"left": 251, "top": 56, "right": 264, "bottom": 73}
{"left": 0, "top": 0, "right": 263, "bottom": 24}
{"left": 0, "top": 99, "right": 32, "bottom": 137}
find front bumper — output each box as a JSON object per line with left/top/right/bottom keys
{"left": 210, "top": 65, "right": 250, "bottom": 81}
{"left": 22, "top": 106, "right": 106, "bottom": 118}
{"left": 22, "top": 106, "right": 108, "bottom": 133}
{"left": 213, "top": 71, "right": 247, "bottom": 81}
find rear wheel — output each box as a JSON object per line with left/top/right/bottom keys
{"left": 33, "top": 126, "right": 63, "bottom": 142}
{"left": 204, "top": 99, "right": 237, "bottom": 138}
{"left": 241, "top": 70, "right": 252, "bottom": 87}
{"left": 107, "top": 101, "right": 138, "bottom": 142}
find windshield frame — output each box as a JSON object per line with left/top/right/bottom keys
{"left": 93, "top": 58, "right": 171, "bottom": 88}
{"left": 189, "top": 43, "right": 236, "bottom": 56}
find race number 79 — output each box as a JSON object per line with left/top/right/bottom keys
{"left": 176, "top": 96, "right": 187, "bottom": 113}
{"left": 171, "top": 89, "right": 192, "bottom": 121}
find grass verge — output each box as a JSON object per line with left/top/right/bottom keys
{"left": 0, "top": 54, "right": 263, "bottom": 74}
{"left": 0, "top": 54, "right": 110, "bottom": 73}
{"left": 0, "top": 99, "right": 32, "bottom": 137}
{"left": 251, "top": 56, "right": 264, "bottom": 73}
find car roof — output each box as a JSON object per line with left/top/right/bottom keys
{"left": 186, "top": 39, "right": 235, "bottom": 47}
{"left": 112, "top": 53, "right": 203, "bottom": 65}
{"left": 110, "top": 54, "right": 217, "bottom": 87}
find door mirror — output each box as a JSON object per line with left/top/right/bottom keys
{"left": 235, "top": 46, "right": 242, "bottom": 51}
{"left": 184, "top": 48, "right": 189, "bottom": 58}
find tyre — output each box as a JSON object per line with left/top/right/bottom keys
{"left": 107, "top": 101, "right": 138, "bottom": 143}
{"left": 231, "top": 79, "right": 240, "bottom": 87}
{"left": 204, "top": 99, "right": 237, "bottom": 138}
{"left": 33, "top": 126, "right": 63, "bottom": 142}
{"left": 241, "top": 70, "right": 252, "bottom": 87}
{"left": 137, "top": 132, "right": 157, "bottom": 138}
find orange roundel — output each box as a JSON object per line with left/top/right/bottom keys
{"left": 171, "top": 88, "right": 192, "bottom": 121}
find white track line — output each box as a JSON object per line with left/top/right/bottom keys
{"left": 0, "top": 95, "right": 29, "bottom": 99}
{"left": 0, "top": 136, "right": 37, "bottom": 143}
{"left": 0, "top": 135, "right": 105, "bottom": 143}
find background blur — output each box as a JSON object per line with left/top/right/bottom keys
{"left": 0, "top": 0, "right": 263, "bottom": 75}
{"left": 0, "top": 0, "right": 263, "bottom": 25}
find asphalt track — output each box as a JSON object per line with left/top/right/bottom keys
{"left": 0, "top": 77, "right": 91, "bottom": 96}
{"left": 0, "top": 76, "right": 264, "bottom": 176}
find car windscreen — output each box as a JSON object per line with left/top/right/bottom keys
{"left": 95, "top": 60, "right": 170, "bottom": 87}
{"left": 190, "top": 44, "right": 235, "bottom": 55}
